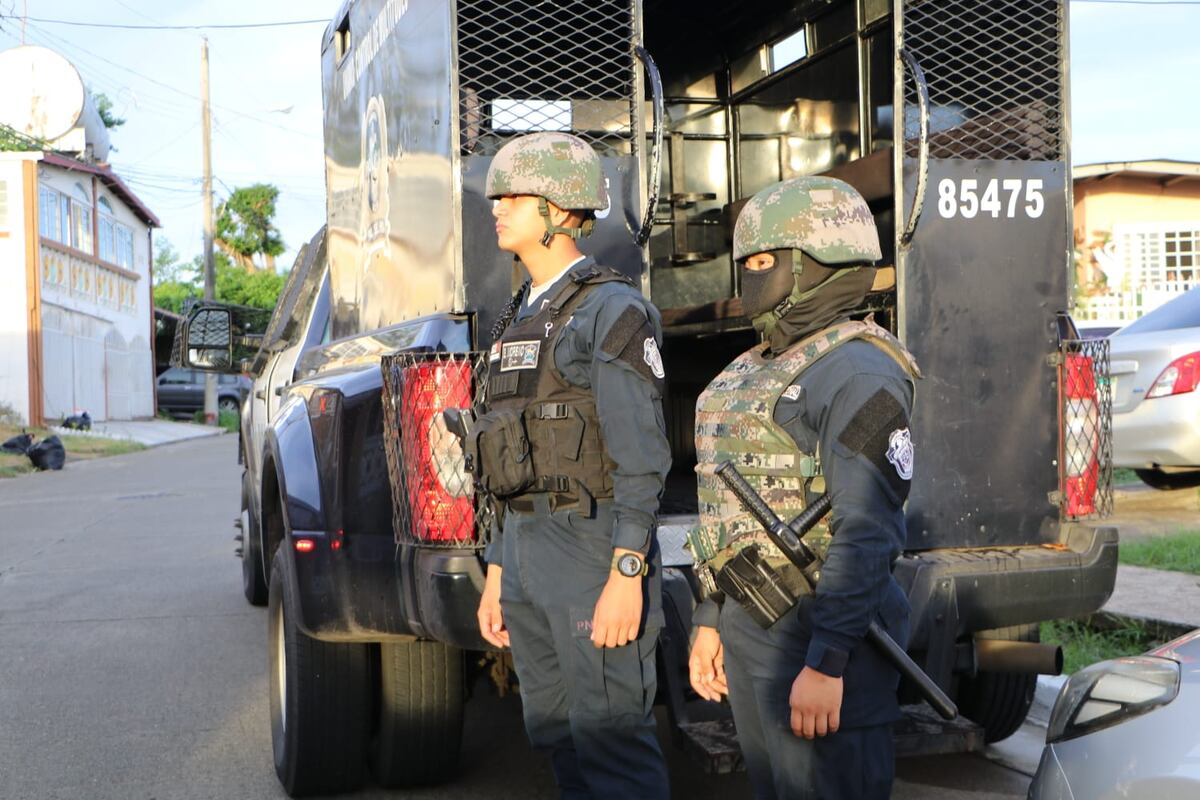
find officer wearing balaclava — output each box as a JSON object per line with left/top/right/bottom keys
{"left": 686, "top": 176, "right": 922, "bottom": 799}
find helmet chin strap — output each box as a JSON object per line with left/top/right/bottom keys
{"left": 538, "top": 197, "right": 594, "bottom": 247}
{"left": 750, "top": 250, "right": 864, "bottom": 337}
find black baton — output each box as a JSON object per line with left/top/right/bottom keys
{"left": 715, "top": 461, "right": 958, "bottom": 721}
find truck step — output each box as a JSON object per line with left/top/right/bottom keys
{"left": 893, "top": 703, "right": 985, "bottom": 758}
{"left": 676, "top": 703, "right": 984, "bottom": 773}
{"left": 676, "top": 718, "right": 743, "bottom": 774}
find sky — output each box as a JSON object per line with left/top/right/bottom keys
{"left": 2, "top": 0, "right": 1198, "bottom": 273}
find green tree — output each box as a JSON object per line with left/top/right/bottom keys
{"left": 151, "top": 238, "right": 200, "bottom": 314}
{"left": 215, "top": 184, "right": 286, "bottom": 271}
{"left": 153, "top": 281, "right": 200, "bottom": 315}
{"left": 89, "top": 89, "right": 125, "bottom": 130}
{"left": 213, "top": 257, "right": 286, "bottom": 310}
{"left": 152, "top": 238, "right": 286, "bottom": 314}
{"left": 152, "top": 237, "right": 192, "bottom": 284}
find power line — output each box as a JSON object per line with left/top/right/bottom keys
{"left": 5, "top": 14, "right": 327, "bottom": 31}
{"left": 16, "top": 19, "right": 324, "bottom": 142}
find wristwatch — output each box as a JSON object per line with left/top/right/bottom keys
{"left": 612, "top": 552, "right": 648, "bottom": 578}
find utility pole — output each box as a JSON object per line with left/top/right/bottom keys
{"left": 201, "top": 37, "right": 218, "bottom": 425}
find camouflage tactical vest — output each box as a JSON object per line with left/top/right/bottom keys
{"left": 687, "top": 319, "right": 920, "bottom": 570}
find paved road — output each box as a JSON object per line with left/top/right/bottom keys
{"left": 0, "top": 436, "right": 1030, "bottom": 799}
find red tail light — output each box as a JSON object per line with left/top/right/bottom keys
{"left": 399, "top": 361, "right": 475, "bottom": 542}
{"left": 1062, "top": 354, "right": 1099, "bottom": 517}
{"left": 1147, "top": 352, "right": 1200, "bottom": 399}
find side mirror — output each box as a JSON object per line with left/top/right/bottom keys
{"left": 185, "top": 307, "right": 234, "bottom": 370}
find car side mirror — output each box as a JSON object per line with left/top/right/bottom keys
{"left": 184, "top": 307, "right": 234, "bottom": 370}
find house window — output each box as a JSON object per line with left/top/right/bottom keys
{"left": 1162, "top": 229, "right": 1200, "bottom": 293}
{"left": 39, "top": 182, "right": 98, "bottom": 254}
{"left": 39, "top": 185, "right": 69, "bottom": 243}
{"left": 71, "top": 182, "right": 93, "bottom": 254}
{"left": 116, "top": 225, "right": 134, "bottom": 269}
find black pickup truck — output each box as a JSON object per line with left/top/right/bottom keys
{"left": 177, "top": 0, "right": 1119, "bottom": 795}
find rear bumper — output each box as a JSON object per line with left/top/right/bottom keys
{"left": 401, "top": 547, "right": 491, "bottom": 651}
{"left": 1113, "top": 391, "right": 1200, "bottom": 468}
{"left": 894, "top": 522, "right": 1119, "bottom": 651}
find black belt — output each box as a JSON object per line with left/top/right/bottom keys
{"left": 506, "top": 476, "right": 611, "bottom": 514}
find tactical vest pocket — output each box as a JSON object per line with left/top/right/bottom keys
{"left": 472, "top": 408, "right": 536, "bottom": 498}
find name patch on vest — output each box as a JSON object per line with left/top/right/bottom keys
{"left": 500, "top": 340, "right": 541, "bottom": 371}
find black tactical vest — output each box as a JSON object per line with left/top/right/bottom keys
{"left": 483, "top": 265, "right": 632, "bottom": 509}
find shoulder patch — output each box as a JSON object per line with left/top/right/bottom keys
{"left": 886, "top": 428, "right": 914, "bottom": 481}
{"left": 837, "top": 387, "right": 911, "bottom": 494}
{"left": 782, "top": 384, "right": 803, "bottom": 402}
{"left": 643, "top": 337, "right": 665, "bottom": 379}
{"left": 599, "top": 304, "right": 650, "bottom": 357}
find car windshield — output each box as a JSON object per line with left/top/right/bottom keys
{"left": 1116, "top": 289, "right": 1200, "bottom": 336}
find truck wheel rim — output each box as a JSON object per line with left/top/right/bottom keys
{"left": 275, "top": 604, "right": 287, "bottom": 732}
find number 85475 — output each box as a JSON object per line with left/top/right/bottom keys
{"left": 936, "top": 178, "right": 1044, "bottom": 220}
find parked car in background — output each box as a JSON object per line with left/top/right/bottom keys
{"left": 1028, "top": 628, "right": 1200, "bottom": 799}
{"left": 1077, "top": 324, "right": 1121, "bottom": 340}
{"left": 156, "top": 368, "right": 251, "bottom": 421}
{"left": 1110, "top": 287, "right": 1200, "bottom": 489}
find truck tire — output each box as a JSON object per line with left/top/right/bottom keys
{"left": 268, "top": 547, "right": 370, "bottom": 796}
{"left": 1135, "top": 467, "right": 1200, "bottom": 490}
{"left": 956, "top": 624, "right": 1039, "bottom": 743}
{"left": 241, "top": 472, "right": 267, "bottom": 606}
{"left": 370, "top": 640, "right": 466, "bottom": 788}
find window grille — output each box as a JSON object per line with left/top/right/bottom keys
{"left": 903, "top": 0, "right": 1066, "bottom": 161}
{"left": 455, "top": 0, "right": 637, "bottom": 157}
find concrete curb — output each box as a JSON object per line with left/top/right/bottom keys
{"left": 1113, "top": 483, "right": 1200, "bottom": 513}
{"left": 49, "top": 421, "right": 228, "bottom": 448}
{"left": 1029, "top": 674, "right": 1067, "bottom": 727}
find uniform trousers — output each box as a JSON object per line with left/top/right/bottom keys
{"left": 720, "top": 601, "right": 896, "bottom": 800}
{"left": 500, "top": 497, "right": 669, "bottom": 799}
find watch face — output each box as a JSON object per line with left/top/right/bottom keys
{"left": 618, "top": 553, "right": 643, "bottom": 577}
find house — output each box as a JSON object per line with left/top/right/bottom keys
{"left": 0, "top": 46, "right": 160, "bottom": 426}
{"left": 1073, "top": 160, "right": 1200, "bottom": 325}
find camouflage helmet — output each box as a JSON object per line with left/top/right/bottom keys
{"left": 733, "top": 176, "right": 881, "bottom": 264}
{"left": 485, "top": 132, "right": 608, "bottom": 211}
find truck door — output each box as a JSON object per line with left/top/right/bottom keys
{"left": 894, "top": 0, "right": 1073, "bottom": 548}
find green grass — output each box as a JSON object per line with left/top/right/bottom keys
{"left": 1119, "top": 531, "right": 1200, "bottom": 575}
{"left": 1112, "top": 467, "right": 1140, "bottom": 485}
{"left": 1041, "top": 618, "right": 1159, "bottom": 674}
{"left": 191, "top": 409, "right": 239, "bottom": 433}
{"left": 0, "top": 423, "right": 145, "bottom": 479}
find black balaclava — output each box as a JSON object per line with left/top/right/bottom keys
{"left": 740, "top": 249, "right": 876, "bottom": 356}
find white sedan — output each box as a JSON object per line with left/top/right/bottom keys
{"left": 1109, "top": 287, "right": 1200, "bottom": 489}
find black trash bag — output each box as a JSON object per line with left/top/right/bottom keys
{"left": 62, "top": 411, "right": 91, "bottom": 431}
{"left": 1, "top": 432, "right": 33, "bottom": 455}
{"left": 27, "top": 436, "right": 66, "bottom": 471}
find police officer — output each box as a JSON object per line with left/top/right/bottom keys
{"left": 686, "top": 176, "right": 921, "bottom": 799}
{"left": 474, "top": 132, "right": 671, "bottom": 799}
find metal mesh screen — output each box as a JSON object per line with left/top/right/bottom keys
{"left": 903, "top": 0, "right": 1065, "bottom": 161}
{"left": 455, "top": 0, "right": 637, "bottom": 156}
{"left": 1059, "top": 338, "right": 1114, "bottom": 520}
{"left": 381, "top": 351, "right": 491, "bottom": 548}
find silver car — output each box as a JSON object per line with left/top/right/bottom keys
{"left": 1029, "top": 629, "right": 1200, "bottom": 799}
{"left": 1109, "top": 287, "right": 1200, "bottom": 489}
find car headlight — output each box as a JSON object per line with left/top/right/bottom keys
{"left": 1046, "top": 656, "right": 1180, "bottom": 744}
